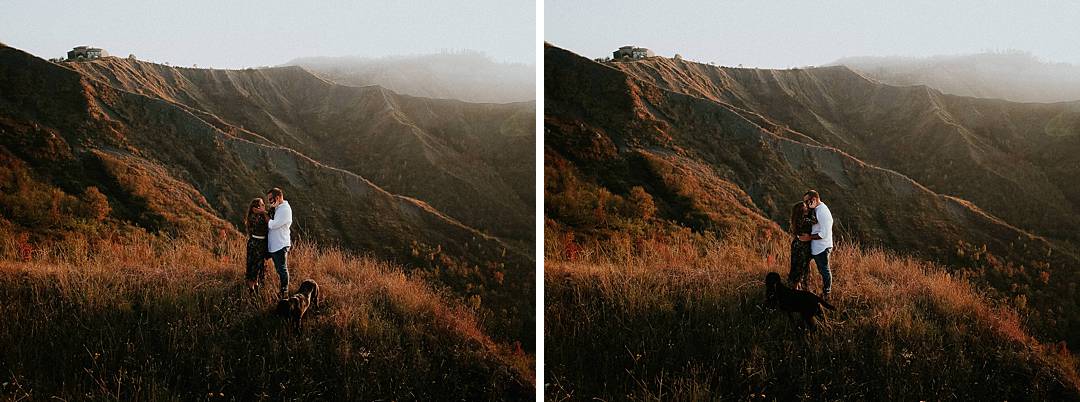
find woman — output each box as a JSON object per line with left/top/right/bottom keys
{"left": 788, "top": 201, "right": 815, "bottom": 290}
{"left": 244, "top": 197, "right": 271, "bottom": 294}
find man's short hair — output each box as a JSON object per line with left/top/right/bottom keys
{"left": 267, "top": 187, "right": 284, "bottom": 200}
{"left": 804, "top": 190, "right": 819, "bottom": 200}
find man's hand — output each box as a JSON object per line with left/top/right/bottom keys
{"left": 798, "top": 234, "right": 812, "bottom": 242}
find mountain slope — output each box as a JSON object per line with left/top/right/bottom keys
{"left": 544, "top": 43, "right": 1080, "bottom": 347}
{"left": 0, "top": 44, "right": 533, "bottom": 343}
{"left": 64, "top": 56, "right": 535, "bottom": 243}
{"left": 606, "top": 55, "right": 1080, "bottom": 250}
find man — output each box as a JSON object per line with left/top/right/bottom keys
{"left": 798, "top": 190, "right": 834, "bottom": 299}
{"left": 266, "top": 187, "right": 293, "bottom": 298}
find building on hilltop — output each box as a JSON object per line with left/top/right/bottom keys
{"left": 66, "top": 46, "right": 109, "bottom": 61}
{"left": 613, "top": 46, "right": 655, "bottom": 61}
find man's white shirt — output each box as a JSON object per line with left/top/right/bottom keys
{"left": 268, "top": 200, "right": 292, "bottom": 253}
{"left": 811, "top": 202, "right": 833, "bottom": 255}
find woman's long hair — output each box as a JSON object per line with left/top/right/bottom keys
{"left": 789, "top": 201, "right": 807, "bottom": 236}
{"left": 244, "top": 198, "right": 264, "bottom": 234}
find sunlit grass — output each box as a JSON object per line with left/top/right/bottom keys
{"left": 544, "top": 222, "right": 1079, "bottom": 400}
{"left": 0, "top": 226, "right": 533, "bottom": 400}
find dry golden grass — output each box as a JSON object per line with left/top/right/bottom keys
{"left": 544, "top": 223, "right": 1079, "bottom": 400}
{"left": 0, "top": 226, "right": 533, "bottom": 400}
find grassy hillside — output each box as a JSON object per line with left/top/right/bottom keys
{"left": 544, "top": 223, "right": 1079, "bottom": 400}
{"left": 545, "top": 43, "right": 1080, "bottom": 349}
{"left": 0, "top": 225, "right": 532, "bottom": 400}
{"left": 0, "top": 44, "right": 535, "bottom": 347}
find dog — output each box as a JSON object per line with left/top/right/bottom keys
{"left": 764, "top": 272, "right": 834, "bottom": 330}
{"left": 275, "top": 279, "right": 319, "bottom": 327}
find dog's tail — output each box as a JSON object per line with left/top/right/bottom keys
{"left": 819, "top": 297, "right": 835, "bottom": 311}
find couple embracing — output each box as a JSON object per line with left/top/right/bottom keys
{"left": 788, "top": 190, "right": 834, "bottom": 299}
{"left": 242, "top": 187, "right": 293, "bottom": 298}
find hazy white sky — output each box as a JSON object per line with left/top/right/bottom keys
{"left": 1, "top": 0, "right": 534, "bottom": 68}
{"left": 546, "top": 0, "right": 1080, "bottom": 67}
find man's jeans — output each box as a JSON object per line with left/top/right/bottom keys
{"left": 812, "top": 247, "right": 832, "bottom": 295}
{"left": 270, "top": 246, "right": 290, "bottom": 296}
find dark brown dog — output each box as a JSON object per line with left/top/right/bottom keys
{"left": 765, "top": 271, "right": 834, "bottom": 330}
{"left": 275, "top": 279, "right": 319, "bottom": 327}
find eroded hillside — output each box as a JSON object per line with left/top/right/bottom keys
{"left": 609, "top": 54, "right": 1080, "bottom": 249}
{"left": 65, "top": 56, "right": 535, "bottom": 243}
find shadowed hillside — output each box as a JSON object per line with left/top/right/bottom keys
{"left": 544, "top": 43, "right": 1080, "bottom": 399}
{"left": 0, "top": 44, "right": 533, "bottom": 345}
{"left": 608, "top": 51, "right": 1080, "bottom": 251}
{"left": 64, "top": 54, "right": 535, "bottom": 244}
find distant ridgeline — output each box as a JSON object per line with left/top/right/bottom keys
{"left": 286, "top": 51, "right": 536, "bottom": 103}
{"left": 836, "top": 52, "right": 1080, "bottom": 103}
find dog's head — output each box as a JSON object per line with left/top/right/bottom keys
{"left": 275, "top": 297, "right": 299, "bottom": 317}
{"left": 765, "top": 272, "right": 782, "bottom": 288}
{"left": 765, "top": 272, "right": 782, "bottom": 301}
{"left": 298, "top": 279, "right": 317, "bottom": 293}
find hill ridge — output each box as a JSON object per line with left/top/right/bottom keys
{"left": 602, "top": 46, "right": 1080, "bottom": 249}
{"left": 833, "top": 52, "right": 1080, "bottom": 103}
{"left": 285, "top": 51, "right": 535, "bottom": 103}
{"left": 62, "top": 49, "right": 536, "bottom": 243}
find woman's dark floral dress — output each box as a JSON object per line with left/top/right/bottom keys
{"left": 788, "top": 210, "right": 816, "bottom": 289}
{"left": 245, "top": 212, "right": 271, "bottom": 286}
